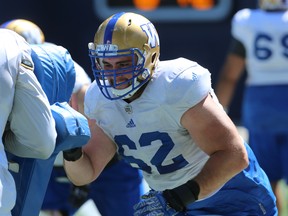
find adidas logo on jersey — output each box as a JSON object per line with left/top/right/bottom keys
{"left": 126, "top": 119, "right": 136, "bottom": 128}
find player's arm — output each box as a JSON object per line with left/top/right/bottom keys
{"left": 70, "top": 83, "right": 90, "bottom": 115}
{"left": 4, "top": 57, "right": 57, "bottom": 159}
{"left": 134, "top": 94, "right": 249, "bottom": 214}
{"left": 181, "top": 94, "right": 248, "bottom": 199}
{"left": 63, "top": 118, "right": 117, "bottom": 186}
{"left": 215, "top": 37, "right": 246, "bottom": 111}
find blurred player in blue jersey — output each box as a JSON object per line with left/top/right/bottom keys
{"left": 216, "top": 0, "right": 288, "bottom": 214}
{"left": 0, "top": 29, "right": 57, "bottom": 216}
{"left": 1, "top": 18, "right": 143, "bottom": 216}
{"left": 63, "top": 12, "right": 278, "bottom": 215}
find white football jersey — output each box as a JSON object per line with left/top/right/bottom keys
{"left": 85, "top": 57, "right": 221, "bottom": 191}
{"left": 232, "top": 9, "right": 288, "bottom": 85}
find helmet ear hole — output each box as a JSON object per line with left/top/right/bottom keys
{"left": 151, "top": 53, "right": 157, "bottom": 63}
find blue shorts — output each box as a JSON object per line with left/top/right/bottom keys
{"left": 185, "top": 143, "right": 277, "bottom": 216}
{"left": 242, "top": 85, "right": 288, "bottom": 183}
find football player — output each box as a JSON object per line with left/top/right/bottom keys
{"left": 216, "top": 0, "right": 288, "bottom": 214}
{"left": 64, "top": 12, "right": 278, "bottom": 215}
{"left": 0, "top": 29, "right": 57, "bottom": 216}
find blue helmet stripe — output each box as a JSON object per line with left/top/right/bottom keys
{"left": 103, "top": 12, "right": 125, "bottom": 44}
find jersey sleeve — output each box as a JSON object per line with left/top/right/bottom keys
{"left": 164, "top": 58, "right": 212, "bottom": 124}
{"left": 231, "top": 8, "right": 251, "bottom": 43}
{"left": 4, "top": 33, "right": 57, "bottom": 158}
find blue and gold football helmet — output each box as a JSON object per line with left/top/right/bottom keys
{"left": 1, "top": 19, "right": 45, "bottom": 44}
{"left": 88, "top": 12, "right": 160, "bottom": 100}
{"left": 259, "top": 0, "right": 288, "bottom": 10}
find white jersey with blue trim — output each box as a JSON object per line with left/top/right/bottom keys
{"left": 232, "top": 8, "right": 288, "bottom": 86}
{"left": 85, "top": 57, "right": 221, "bottom": 191}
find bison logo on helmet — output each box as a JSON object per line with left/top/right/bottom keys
{"left": 141, "top": 23, "right": 160, "bottom": 49}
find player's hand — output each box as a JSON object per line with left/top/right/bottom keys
{"left": 133, "top": 191, "right": 185, "bottom": 216}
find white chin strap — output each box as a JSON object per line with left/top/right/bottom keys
{"left": 112, "top": 79, "right": 140, "bottom": 99}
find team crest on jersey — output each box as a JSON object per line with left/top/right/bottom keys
{"left": 124, "top": 104, "right": 133, "bottom": 114}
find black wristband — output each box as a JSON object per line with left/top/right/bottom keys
{"left": 63, "top": 147, "right": 83, "bottom": 161}
{"left": 163, "top": 179, "right": 200, "bottom": 212}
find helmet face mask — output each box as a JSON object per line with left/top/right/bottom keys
{"left": 89, "top": 46, "right": 148, "bottom": 100}
{"left": 259, "top": 0, "right": 288, "bottom": 10}
{"left": 88, "top": 12, "right": 160, "bottom": 100}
